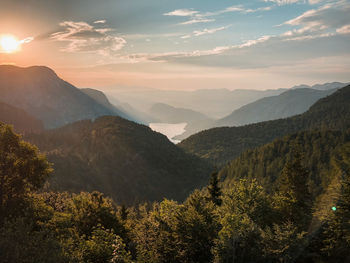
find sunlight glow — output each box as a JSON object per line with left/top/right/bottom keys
{"left": 0, "top": 35, "right": 20, "bottom": 53}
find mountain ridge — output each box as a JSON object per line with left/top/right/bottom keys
{"left": 179, "top": 84, "right": 350, "bottom": 166}
{"left": 0, "top": 65, "right": 128, "bottom": 129}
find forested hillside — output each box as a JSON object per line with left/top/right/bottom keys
{"left": 220, "top": 130, "right": 350, "bottom": 198}
{"left": 26, "top": 116, "right": 213, "bottom": 204}
{"left": 1, "top": 124, "right": 349, "bottom": 263}
{"left": 179, "top": 85, "right": 350, "bottom": 166}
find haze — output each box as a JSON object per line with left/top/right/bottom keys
{"left": 0, "top": 0, "right": 349, "bottom": 91}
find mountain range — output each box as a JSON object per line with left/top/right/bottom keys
{"left": 107, "top": 88, "right": 287, "bottom": 119}
{"left": 214, "top": 88, "right": 339, "bottom": 128}
{"left": 179, "top": 84, "right": 350, "bottom": 166}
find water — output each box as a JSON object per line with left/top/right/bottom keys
{"left": 149, "top": 123, "right": 187, "bottom": 144}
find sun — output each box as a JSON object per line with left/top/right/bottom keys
{"left": 0, "top": 35, "right": 20, "bottom": 53}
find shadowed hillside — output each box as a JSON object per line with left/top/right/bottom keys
{"left": 27, "top": 116, "right": 213, "bottom": 204}
{"left": 0, "top": 101, "right": 44, "bottom": 133}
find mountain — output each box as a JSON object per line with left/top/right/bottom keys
{"left": 107, "top": 88, "right": 287, "bottom": 119}
{"left": 149, "top": 103, "right": 215, "bottom": 140}
{"left": 292, "top": 82, "right": 348, "bottom": 91}
{"left": 219, "top": 129, "right": 350, "bottom": 198}
{"left": 0, "top": 65, "right": 127, "bottom": 129}
{"left": 26, "top": 116, "right": 213, "bottom": 204}
{"left": 179, "top": 84, "right": 350, "bottom": 166}
{"left": 106, "top": 94, "right": 159, "bottom": 124}
{"left": 0, "top": 101, "right": 44, "bottom": 133}
{"left": 80, "top": 88, "right": 134, "bottom": 120}
{"left": 81, "top": 88, "right": 119, "bottom": 112}
{"left": 215, "top": 88, "right": 337, "bottom": 127}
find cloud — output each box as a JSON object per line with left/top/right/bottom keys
{"left": 284, "top": 1, "right": 350, "bottom": 29}
{"left": 193, "top": 26, "right": 231, "bottom": 36}
{"left": 263, "top": 0, "right": 300, "bottom": 5}
{"left": 180, "top": 18, "right": 215, "bottom": 25}
{"left": 164, "top": 9, "right": 198, "bottom": 17}
{"left": 20, "top": 37, "right": 34, "bottom": 44}
{"left": 165, "top": 4, "right": 273, "bottom": 26}
{"left": 180, "top": 25, "right": 231, "bottom": 39}
{"left": 94, "top": 20, "right": 106, "bottom": 24}
{"left": 205, "top": 5, "right": 272, "bottom": 16}
{"left": 51, "top": 21, "right": 126, "bottom": 55}
{"left": 336, "top": 24, "right": 350, "bottom": 34}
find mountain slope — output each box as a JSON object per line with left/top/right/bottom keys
{"left": 110, "top": 88, "right": 287, "bottom": 119}
{"left": 215, "top": 88, "right": 337, "bottom": 127}
{"left": 0, "top": 65, "right": 127, "bottom": 129}
{"left": 0, "top": 101, "right": 44, "bottom": 133}
{"left": 219, "top": 130, "right": 350, "bottom": 198}
{"left": 292, "top": 82, "right": 348, "bottom": 91}
{"left": 80, "top": 88, "right": 132, "bottom": 120}
{"left": 26, "top": 116, "right": 213, "bottom": 204}
{"left": 150, "top": 103, "right": 215, "bottom": 140}
{"left": 179, "top": 84, "right": 350, "bottom": 166}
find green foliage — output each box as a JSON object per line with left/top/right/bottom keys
{"left": 0, "top": 124, "right": 52, "bottom": 221}
{"left": 277, "top": 147, "right": 312, "bottom": 230}
{"left": 0, "top": 217, "right": 66, "bottom": 263}
{"left": 214, "top": 179, "right": 272, "bottom": 263}
{"left": 260, "top": 221, "right": 307, "bottom": 263}
{"left": 221, "top": 130, "right": 350, "bottom": 198}
{"left": 133, "top": 191, "right": 219, "bottom": 263}
{"left": 321, "top": 143, "right": 350, "bottom": 261}
{"left": 207, "top": 171, "right": 222, "bottom": 206}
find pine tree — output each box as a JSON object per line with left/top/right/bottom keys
{"left": 207, "top": 171, "right": 222, "bottom": 206}
{"left": 278, "top": 146, "right": 312, "bottom": 230}
{"left": 120, "top": 204, "right": 128, "bottom": 221}
{"left": 322, "top": 143, "right": 350, "bottom": 261}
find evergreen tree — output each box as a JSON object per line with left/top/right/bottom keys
{"left": 322, "top": 143, "right": 350, "bottom": 262}
{"left": 207, "top": 171, "right": 222, "bottom": 206}
{"left": 120, "top": 204, "right": 128, "bottom": 221}
{"left": 278, "top": 146, "right": 312, "bottom": 230}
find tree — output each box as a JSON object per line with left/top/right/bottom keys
{"left": 0, "top": 124, "right": 52, "bottom": 221}
{"left": 322, "top": 143, "right": 350, "bottom": 262}
{"left": 0, "top": 217, "right": 66, "bottom": 263}
{"left": 207, "top": 171, "right": 222, "bottom": 206}
{"left": 175, "top": 190, "right": 220, "bottom": 263}
{"left": 260, "top": 221, "right": 307, "bottom": 263}
{"left": 277, "top": 146, "right": 312, "bottom": 230}
{"left": 120, "top": 204, "right": 128, "bottom": 221}
{"left": 214, "top": 179, "right": 272, "bottom": 263}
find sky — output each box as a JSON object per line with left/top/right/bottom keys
{"left": 0, "top": 0, "right": 349, "bottom": 91}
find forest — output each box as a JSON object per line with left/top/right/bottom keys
{"left": 1, "top": 123, "right": 349, "bottom": 263}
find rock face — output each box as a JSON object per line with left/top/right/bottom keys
{"left": 0, "top": 65, "right": 127, "bottom": 129}
{"left": 0, "top": 101, "right": 44, "bottom": 133}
